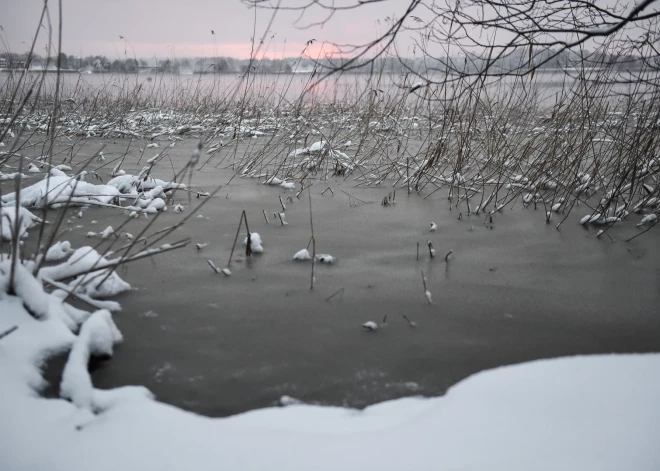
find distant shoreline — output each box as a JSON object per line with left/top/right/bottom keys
{"left": 0, "top": 68, "right": 80, "bottom": 73}
{"left": 0, "top": 67, "right": 630, "bottom": 76}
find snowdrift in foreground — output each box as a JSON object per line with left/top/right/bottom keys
{"left": 59, "top": 309, "right": 153, "bottom": 412}
{"left": 1, "top": 257, "right": 659, "bottom": 471}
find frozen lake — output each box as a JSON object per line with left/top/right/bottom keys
{"left": 14, "top": 138, "right": 658, "bottom": 417}
{"left": 3, "top": 69, "right": 656, "bottom": 107}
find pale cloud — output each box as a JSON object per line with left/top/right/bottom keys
{"left": 0, "top": 0, "right": 418, "bottom": 58}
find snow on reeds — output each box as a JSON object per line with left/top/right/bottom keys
{"left": 4, "top": 69, "right": 658, "bottom": 236}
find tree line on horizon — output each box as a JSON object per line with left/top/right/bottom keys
{"left": 0, "top": 48, "right": 652, "bottom": 75}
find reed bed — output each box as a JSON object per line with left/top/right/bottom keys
{"left": 2, "top": 55, "right": 659, "bottom": 252}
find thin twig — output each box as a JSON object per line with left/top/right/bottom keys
{"left": 325, "top": 287, "right": 344, "bottom": 302}
{"left": 0, "top": 326, "right": 18, "bottom": 341}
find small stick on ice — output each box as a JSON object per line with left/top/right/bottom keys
{"left": 310, "top": 237, "right": 316, "bottom": 289}
{"left": 296, "top": 183, "right": 311, "bottom": 199}
{"left": 227, "top": 210, "right": 249, "bottom": 267}
{"left": 309, "top": 188, "right": 316, "bottom": 290}
{"left": 416, "top": 242, "right": 419, "bottom": 261}
{"left": 321, "top": 187, "right": 334, "bottom": 196}
{"left": 207, "top": 260, "right": 220, "bottom": 273}
{"left": 445, "top": 250, "right": 453, "bottom": 262}
{"left": 421, "top": 270, "right": 432, "bottom": 304}
{"left": 245, "top": 232, "right": 253, "bottom": 257}
{"left": 341, "top": 189, "right": 368, "bottom": 206}
{"left": 402, "top": 314, "right": 417, "bottom": 328}
{"left": 263, "top": 209, "right": 269, "bottom": 223}
{"left": 279, "top": 195, "right": 286, "bottom": 211}
{"left": 325, "top": 287, "right": 344, "bottom": 302}
{"left": 0, "top": 325, "right": 18, "bottom": 341}
{"left": 196, "top": 242, "right": 209, "bottom": 250}
{"left": 427, "top": 240, "right": 436, "bottom": 258}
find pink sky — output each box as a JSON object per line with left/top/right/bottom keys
{"left": 0, "top": 0, "right": 419, "bottom": 59}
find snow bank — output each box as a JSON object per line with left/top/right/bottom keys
{"left": 289, "top": 140, "right": 326, "bottom": 156}
{"left": 243, "top": 232, "right": 264, "bottom": 253}
{"left": 0, "top": 257, "right": 151, "bottom": 450}
{"left": 638, "top": 213, "right": 658, "bottom": 226}
{"left": 100, "top": 226, "right": 115, "bottom": 239}
{"left": 60, "top": 309, "right": 153, "bottom": 412}
{"left": 49, "top": 167, "right": 68, "bottom": 177}
{"left": 293, "top": 248, "right": 311, "bottom": 260}
{"left": 0, "top": 270, "right": 76, "bottom": 396}
{"left": 45, "top": 241, "right": 74, "bottom": 262}
{"left": 2, "top": 336, "right": 659, "bottom": 471}
{"left": 315, "top": 253, "right": 335, "bottom": 264}
{"left": 0, "top": 205, "right": 42, "bottom": 240}
{"left": 0, "top": 171, "right": 26, "bottom": 181}
{"left": 0, "top": 257, "right": 117, "bottom": 397}
{"left": 2, "top": 239, "right": 660, "bottom": 471}
{"left": 124, "top": 197, "right": 167, "bottom": 214}
{"left": 60, "top": 310, "right": 123, "bottom": 408}
{"left": 264, "top": 176, "right": 296, "bottom": 190}
{"left": 1, "top": 176, "right": 121, "bottom": 208}
{"left": 39, "top": 246, "right": 131, "bottom": 298}
{"left": 107, "top": 174, "right": 184, "bottom": 195}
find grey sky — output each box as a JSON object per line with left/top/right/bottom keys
{"left": 0, "top": 0, "right": 418, "bottom": 59}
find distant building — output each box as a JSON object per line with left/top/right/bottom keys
{"left": 290, "top": 62, "right": 315, "bottom": 74}
{"left": 0, "top": 58, "right": 8, "bottom": 68}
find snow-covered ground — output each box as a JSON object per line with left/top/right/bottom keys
{"left": 1, "top": 255, "right": 659, "bottom": 470}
